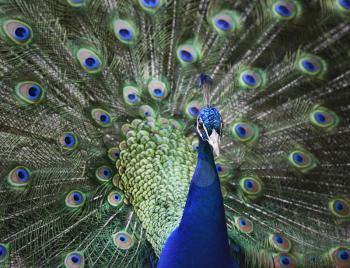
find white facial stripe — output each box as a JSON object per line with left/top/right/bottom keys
{"left": 208, "top": 129, "right": 220, "bottom": 156}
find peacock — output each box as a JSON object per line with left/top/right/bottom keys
{"left": 0, "top": 0, "right": 350, "bottom": 267}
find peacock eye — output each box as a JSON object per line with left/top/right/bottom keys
{"left": 148, "top": 79, "right": 169, "bottom": 100}
{"left": 209, "top": 10, "right": 239, "bottom": 35}
{"left": 59, "top": 132, "right": 79, "bottom": 151}
{"left": 123, "top": 85, "right": 141, "bottom": 106}
{"left": 272, "top": 1, "right": 298, "bottom": 20}
{"left": 297, "top": 55, "right": 326, "bottom": 77}
{"left": 176, "top": 43, "right": 201, "bottom": 65}
{"left": 331, "top": 247, "right": 350, "bottom": 267}
{"left": 15, "top": 82, "right": 46, "bottom": 105}
{"left": 309, "top": 107, "right": 339, "bottom": 131}
{"left": 113, "top": 19, "right": 138, "bottom": 44}
{"left": 76, "top": 48, "right": 103, "bottom": 74}
{"left": 112, "top": 231, "right": 134, "bottom": 250}
{"left": 328, "top": 197, "right": 350, "bottom": 218}
{"left": 288, "top": 149, "right": 316, "bottom": 173}
{"left": 91, "top": 108, "right": 112, "bottom": 127}
{"left": 231, "top": 122, "right": 259, "bottom": 143}
{"left": 235, "top": 217, "right": 253, "bottom": 234}
{"left": 7, "top": 166, "right": 31, "bottom": 187}
{"left": 273, "top": 253, "right": 296, "bottom": 268}
{"left": 215, "top": 159, "right": 231, "bottom": 179}
{"left": 107, "top": 191, "right": 124, "bottom": 207}
{"left": 238, "top": 69, "right": 264, "bottom": 90}
{"left": 96, "top": 166, "right": 113, "bottom": 182}
{"left": 2, "top": 20, "right": 33, "bottom": 45}
{"left": 139, "top": 105, "right": 155, "bottom": 118}
{"left": 108, "top": 147, "right": 121, "bottom": 162}
{"left": 65, "top": 191, "right": 85, "bottom": 208}
{"left": 185, "top": 100, "right": 202, "bottom": 120}
{"left": 138, "top": 0, "right": 162, "bottom": 13}
{"left": 269, "top": 234, "right": 292, "bottom": 253}
{"left": 338, "top": 0, "right": 350, "bottom": 11}
{"left": 280, "top": 256, "right": 290, "bottom": 266}
{"left": 64, "top": 252, "right": 85, "bottom": 268}
{"left": 239, "top": 176, "right": 263, "bottom": 199}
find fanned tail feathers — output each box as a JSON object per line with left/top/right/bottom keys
{"left": 0, "top": 0, "right": 350, "bottom": 267}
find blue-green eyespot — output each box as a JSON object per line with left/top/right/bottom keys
{"left": 239, "top": 176, "right": 264, "bottom": 200}
{"left": 0, "top": 19, "right": 33, "bottom": 45}
{"left": 76, "top": 48, "right": 103, "bottom": 74}
{"left": 231, "top": 121, "right": 259, "bottom": 143}
{"left": 176, "top": 41, "right": 201, "bottom": 65}
{"left": 208, "top": 10, "right": 241, "bottom": 35}
{"left": 64, "top": 251, "right": 85, "bottom": 268}
{"left": 107, "top": 191, "right": 124, "bottom": 207}
{"left": 296, "top": 54, "right": 327, "bottom": 77}
{"left": 7, "top": 166, "right": 31, "bottom": 187}
{"left": 112, "top": 231, "right": 134, "bottom": 249}
{"left": 15, "top": 81, "right": 46, "bottom": 105}
{"left": 234, "top": 216, "right": 254, "bottom": 234}
{"left": 123, "top": 85, "right": 141, "bottom": 106}
{"left": 113, "top": 19, "right": 138, "bottom": 45}
{"left": 147, "top": 78, "right": 170, "bottom": 100}
{"left": 59, "top": 132, "right": 79, "bottom": 151}
{"left": 328, "top": 197, "right": 350, "bottom": 219}
{"left": 91, "top": 108, "right": 112, "bottom": 127}
{"left": 288, "top": 149, "right": 317, "bottom": 173}
{"left": 238, "top": 68, "right": 266, "bottom": 90}
{"left": 308, "top": 106, "right": 339, "bottom": 131}
{"left": 272, "top": 1, "right": 301, "bottom": 21}
{"left": 65, "top": 190, "right": 86, "bottom": 208}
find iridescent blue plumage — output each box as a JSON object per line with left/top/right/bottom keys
{"left": 159, "top": 106, "right": 239, "bottom": 268}
{"left": 197, "top": 107, "right": 223, "bottom": 156}
{"left": 198, "top": 106, "right": 223, "bottom": 137}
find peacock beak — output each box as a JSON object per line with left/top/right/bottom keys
{"left": 208, "top": 129, "right": 220, "bottom": 156}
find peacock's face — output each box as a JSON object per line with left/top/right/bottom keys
{"left": 197, "top": 106, "right": 223, "bottom": 156}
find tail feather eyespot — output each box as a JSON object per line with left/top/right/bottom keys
{"left": 1, "top": 19, "right": 33, "bottom": 45}
{"left": 8, "top": 166, "right": 31, "bottom": 187}
{"left": 64, "top": 251, "right": 85, "bottom": 268}
{"left": 15, "top": 82, "right": 46, "bottom": 105}
{"left": 112, "top": 231, "right": 134, "bottom": 250}
{"left": 113, "top": 19, "right": 138, "bottom": 45}
{"left": 76, "top": 48, "right": 103, "bottom": 74}
{"left": 65, "top": 191, "right": 85, "bottom": 208}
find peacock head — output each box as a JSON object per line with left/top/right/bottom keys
{"left": 196, "top": 106, "right": 223, "bottom": 156}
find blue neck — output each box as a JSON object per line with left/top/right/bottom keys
{"left": 158, "top": 137, "right": 239, "bottom": 268}
{"left": 191, "top": 137, "right": 217, "bottom": 187}
{"left": 179, "top": 137, "right": 227, "bottom": 230}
